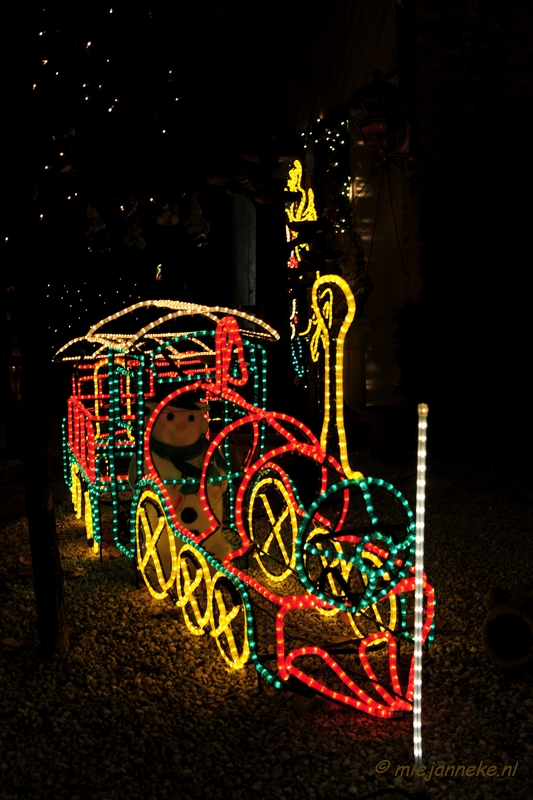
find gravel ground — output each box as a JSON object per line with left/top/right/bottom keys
{"left": 0, "top": 442, "right": 532, "bottom": 800}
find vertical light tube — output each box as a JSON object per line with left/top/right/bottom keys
{"left": 413, "top": 403, "right": 428, "bottom": 773}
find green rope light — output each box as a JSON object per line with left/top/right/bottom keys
{"left": 295, "top": 478, "right": 417, "bottom": 613}
{"left": 131, "top": 478, "right": 282, "bottom": 688}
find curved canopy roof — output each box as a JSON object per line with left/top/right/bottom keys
{"left": 54, "top": 299, "right": 279, "bottom": 362}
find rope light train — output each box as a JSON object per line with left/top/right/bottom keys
{"left": 57, "top": 279, "right": 435, "bottom": 719}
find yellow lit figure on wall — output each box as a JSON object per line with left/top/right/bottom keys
{"left": 285, "top": 159, "right": 317, "bottom": 268}
{"left": 285, "top": 159, "right": 317, "bottom": 377}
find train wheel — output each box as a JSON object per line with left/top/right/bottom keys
{"left": 84, "top": 489, "right": 101, "bottom": 554}
{"left": 305, "top": 527, "right": 345, "bottom": 618}
{"left": 247, "top": 473, "right": 300, "bottom": 583}
{"left": 344, "top": 548, "right": 398, "bottom": 643}
{"left": 136, "top": 489, "right": 179, "bottom": 600}
{"left": 297, "top": 479, "right": 412, "bottom": 617}
{"left": 176, "top": 544, "right": 213, "bottom": 635}
{"left": 297, "top": 483, "right": 364, "bottom": 611}
{"left": 209, "top": 573, "right": 250, "bottom": 670}
{"left": 71, "top": 464, "right": 83, "bottom": 519}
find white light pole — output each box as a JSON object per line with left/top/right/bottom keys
{"left": 413, "top": 403, "right": 428, "bottom": 788}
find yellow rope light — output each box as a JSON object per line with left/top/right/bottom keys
{"left": 135, "top": 490, "right": 179, "bottom": 600}
{"left": 84, "top": 491, "right": 93, "bottom": 540}
{"left": 209, "top": 573, "right": 250, "bottom": 670}
{"left": 285, "top": 159, "right": 318, "bottom": 264}
{"left": 306, "top": 527, "right": 346, "bottom": 618}
{"left": 345, "top": 550, "right": 398, "bottom": 642}
{"left": 248, "top": 477, "right": 300, "bottom": 583}
{"left": 71, "top": 464, "right": 83, "bottom": 519}
{"left": 176, "top": 544, "right": 213, "bottom": 635}
{"left": 91, "top": 359, "right": 108, "bottom": 438}
{"left": 310, "top": 274, "right": 362, "bottom": 480}
{"left": 83, "top": 491, "right": 99, "bottom": 554}
{"left": 286, "top": 159, "right": 317, "bottom": 224}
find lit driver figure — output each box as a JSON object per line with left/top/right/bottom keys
{"left": 132, "top": 390, "right": 231, "bottom": 567}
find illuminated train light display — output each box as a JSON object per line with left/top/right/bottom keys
{"left": 58, "top": 280, "right": 435, "bottom": 719}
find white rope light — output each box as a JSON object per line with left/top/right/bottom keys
{"left": 87, "top": 299, "right": 280, "bottom": 343}
{"left": 53, "top": 336, "right": 127, "bottom": 361}
{"left": 413, "top": 403, "right": 428, "bottom": 777}
{"left": 54, "top": 301, "right": 280, "bottom": 362}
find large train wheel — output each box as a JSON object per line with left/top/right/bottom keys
{"left": 297, "top": 479, "right": 414, "bottom": 615}
{"left": 297, "top": 483, "right": 366, "bottom": 611}
{"left": 176, "top": 544, "right": 212, "bottom": 635}
{"left": 136, "top": 489, "right": 179, "bottom": 600}
{"left": 209, "top": 573, "right": 250, "bottom": 670}
{"left": 247, "top": 472, "right": 300, "bottom": 583}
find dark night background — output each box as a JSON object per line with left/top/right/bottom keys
{"left": 0, "top": 6, "right": 532, "bottom": 799}
{"left": 2, "top": 1, "right": 532, "bottom": 467}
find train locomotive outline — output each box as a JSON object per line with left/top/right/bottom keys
{"left": 57, "top": 279, "right": 435, "bottom": 718}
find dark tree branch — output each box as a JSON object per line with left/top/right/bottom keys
{"left": 18, "top": 275, "right": 69, "bottom": 658}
